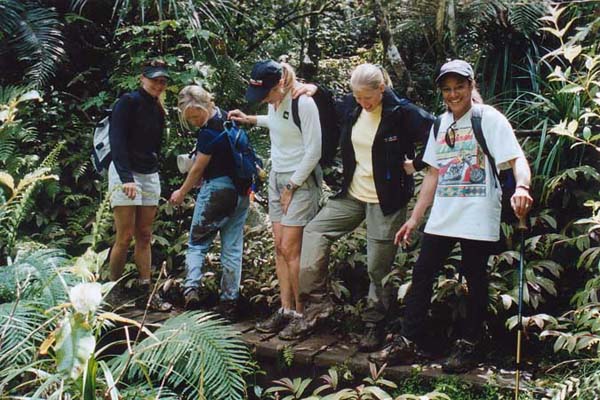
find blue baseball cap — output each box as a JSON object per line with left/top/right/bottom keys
{"left": 436, "top": 59, "right": 474, "bottom": 84}
{"left": 143, "top": 65, "right": 170, "bottom": 79}
{"left": 245, "top": 60, "right": 282, "bottom": 103}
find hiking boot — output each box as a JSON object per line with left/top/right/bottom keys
{"left": 216, "top": 300, "right": 239, "bottom": 321}
{"left": 278, "top": 315, "right": 313, "bottom": 340}
{"left": 304, "top": 299, "right": 335, "bottom": 323}
{"left": 135, "top": 284, "right": 173, "bottom": 312}
{"left": 358, "top": 324, "right": 385, "bottom": 352}
{"left": 104, "top": 283, "right": 133, "bottom": 310}
{"left": 184, "top": 288, "right": 201, "bottom": 310}
{"left": 368, "top": 336, "right": 418, "bottom": 366}
{"left": 256, "top": 309, "right": 290, "bottom": 333}
{"left": 442, "top": 339, "right": 479, "bottom": 374}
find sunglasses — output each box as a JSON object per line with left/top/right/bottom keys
{"left": 445, "top": 121, "right": 457, "bottom": 148}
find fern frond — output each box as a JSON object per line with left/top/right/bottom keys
{"left": 0, "top": 301, "right": 50, "bottom": 366}
{"left": 8, "top": 4, "right": 66, "bottom": 87}
{"left": 86, "top": 187, "right": 114, "bottom": 250}
{"left": 0, "top": 167, "right": 58, "bottom": 256}
{"left": 0, "top": 247, "right": 71, "bottom": 307}
{"left": 109, "top": 311, "right": 252, "bottom": 400}
{"left": 40, "top": 141, "right": 65, "bottom": 170}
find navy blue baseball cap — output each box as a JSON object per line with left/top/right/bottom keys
{"left": 436, "top": 59, "right": 474, "bottom": 84}
{"left": 143, "top": 65, "right": 170, "bottom": 79}
{"left": 245, "top": 60, "right": 283, "bottom": 103}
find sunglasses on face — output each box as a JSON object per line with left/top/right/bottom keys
{"left": 445, "top": 121, "right": 457, "bottom": 148}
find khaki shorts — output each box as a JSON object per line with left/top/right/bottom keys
{"left": 268, "top": 170, "right": 320, "bottom": 226}
{"left": 108, "top": 162, "right": 161, "bottom": 207}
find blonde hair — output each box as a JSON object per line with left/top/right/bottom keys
{"left": 177, "top": 85, "right": 215, "bottom": 129}
{"left": 350, "top": 63, "right": 391, "bottom": 91}
{"left": 279, "top": 62, "right": 297, "bottom": 95}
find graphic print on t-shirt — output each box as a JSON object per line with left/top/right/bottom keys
{"left": 436, "top": 126, "right": 487, "bottom": 197}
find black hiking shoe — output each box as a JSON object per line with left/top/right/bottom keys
{"left": 368, "top": 336, "right": 418, "bottom": 366}
{"left": 216, "top": 300, "right": 239, "bottom": 321}
{"left": 184, "top": 288, "right": 201, "bottom": 310}
{"left": 278, "top": 315, "right": 313, "bottom": 340}
{"left": 256, "top": 309, "right": 291, "bottom": 333}
{"left": 442, "top": 339, "right": 479, "bottom": 373}
{"left": 359, "top": 323, "right": 386, "bottom": 352}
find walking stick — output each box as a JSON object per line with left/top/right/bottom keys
{"left": 515, "top": 215, "right": 527, "bottom": 400}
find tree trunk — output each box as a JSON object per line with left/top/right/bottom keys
{"left": 371, "top": 0, "right": 417, "bottom": 99}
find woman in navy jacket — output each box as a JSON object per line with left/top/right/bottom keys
{"left": 107, "top": 60, "right": 171, "bottom": 311}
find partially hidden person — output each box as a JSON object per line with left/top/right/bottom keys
{"left": 368, "top": 59, "right": 533, "bottom": 373}
{"left": 286, "top": 63, "right": 435, "bottom": 347}
{"left": 229, "top": 60, "right": 322, "bottom": 338}
{"left": 107, "top": 59, "right": 172, "bottom": 312}
{"left": 170, "top": 85, "right": 251, "bottom": 320}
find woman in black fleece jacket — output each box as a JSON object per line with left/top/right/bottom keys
{"left": 106, "top": 60, "right": 171, "bottom": 311}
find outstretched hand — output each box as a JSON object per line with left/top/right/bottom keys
{"left": 395, "top": 217, "right": 419, "bottom": 246}
{"left": 228, "top": 109, "right": 250, "bottom": 124}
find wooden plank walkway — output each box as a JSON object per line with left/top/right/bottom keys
{"left": 118, "top": 308, "right": 535, "bottom": 393}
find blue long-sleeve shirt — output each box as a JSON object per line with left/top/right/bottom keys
{"left": 108, "top": 88, "right": 165, "bottom": 183}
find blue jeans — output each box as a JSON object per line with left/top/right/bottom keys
{"left": 184, "top": 176, "right": 249, "bottom": 301}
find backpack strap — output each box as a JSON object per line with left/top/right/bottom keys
{"left": 470, "top": 104, "right": 500, "bottom": 188}
{"left": 433, "top": 116, "right": 443, "bottom": 139}
{"left": 291, "top": 97, "right": 301, "bottom": 132}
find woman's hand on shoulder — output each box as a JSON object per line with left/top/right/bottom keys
{"left": 292, "top": 83, "right": 318, "bottom": 99}
{"left": 228, "top": 109, "right": 250, "bottom": 124}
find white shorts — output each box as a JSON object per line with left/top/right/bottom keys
{"left": 108, "top": 162, "right": 161, "bottom": 207}
{"left": 268, "top": 171, "right": 320, "bottom": 226}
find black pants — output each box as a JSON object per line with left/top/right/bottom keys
{"left": 402, "top": 233, "right": 495, "bottom": 346}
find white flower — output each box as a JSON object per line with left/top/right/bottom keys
{"left": 69, "top": 282, "right": 102, "bottom": 314}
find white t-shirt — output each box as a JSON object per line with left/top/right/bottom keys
{"left": 256, "top": 88, "right": 321, "bottom": 186}
{"left": 423, "top": 104, "right": 524, "bottom": 241}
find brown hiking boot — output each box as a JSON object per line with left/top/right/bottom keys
{"left": 368, "top": 336, "right": 418, "bottom": 366}
{"left": 278, "top": 314, "right": 313, "bottom": 340}
{"left": 256, "top": 309, "right": 291, "bottom": 333}
{"left": 135, "top": 284, "right": 173, "bottom": 312}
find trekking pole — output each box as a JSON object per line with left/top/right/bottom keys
{"left": 514, "top": 215, "right": 527, "bottom": 400}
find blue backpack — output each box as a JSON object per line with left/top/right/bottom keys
{"left": 208, "top": 121, "right": 263, "bottom": 194}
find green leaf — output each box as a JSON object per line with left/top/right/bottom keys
{"left": 55, "top": 314, "right": 96, "bottom": 379}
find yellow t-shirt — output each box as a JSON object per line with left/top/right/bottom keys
{"left": 348, "top": 104, "right": 382, "bottom": 203}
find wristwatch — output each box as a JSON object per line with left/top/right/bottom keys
{"left": 285, "top": 182, "right": 298, "bottom": 191}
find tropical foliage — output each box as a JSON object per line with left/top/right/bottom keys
{"left": 1, "top": 0, "right": 600, "bottom": 398}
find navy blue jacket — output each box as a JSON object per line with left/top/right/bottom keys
{"left": 109, "top": 88, "right": 165, "bottom": 183}
{"left": 338, "top": 88, "right": 434, "bottom": 215}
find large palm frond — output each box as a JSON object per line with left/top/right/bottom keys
{"left": 109, "top": 311, "right": 252, "bottom": 400}
{"left": 0, "top": 248, "right": 71, "bottom": 307}
{"left": 1, "top": 1, "right": 66, "bottom": 87}
{"left": 467, "top": 0, "right": 548, "bottom": 39}
{"left": 0, "top": 300, "right": 50, "bottom": 367}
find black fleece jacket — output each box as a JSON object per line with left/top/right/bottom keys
{"left": 109, "top": 88, "right": 165, "bottom": 183}
{"left": 337, "top": 88, "right": 434, "bottom": 215}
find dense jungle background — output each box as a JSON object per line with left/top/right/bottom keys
{"left": 1, "top": 0, "right": 600, "bottom": 398}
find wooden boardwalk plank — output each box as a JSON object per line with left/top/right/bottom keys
{"left": 292, "top": 334, "right": 339, "bottom": 364}
{"left": 114, "top": 308, "right": 534, "bottom": 391}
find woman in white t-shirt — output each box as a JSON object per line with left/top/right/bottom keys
{"left": 229, "top": 60, "right": 322, "bottom": 337}
{"left": 369, "top": 59, "right": 533, "bottom": 373}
